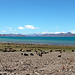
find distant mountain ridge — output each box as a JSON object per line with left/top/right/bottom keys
{"left": 0, "top": 32, "right": 75, "bottom": 37}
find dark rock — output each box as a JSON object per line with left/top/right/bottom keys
{"left": 58, "top": 55, "right": 61, "bottom": 57}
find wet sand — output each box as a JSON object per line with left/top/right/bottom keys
{"left": 0, "top": 52, "right": 75, "bottom": 75}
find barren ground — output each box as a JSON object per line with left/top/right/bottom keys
{"left": 0, "top": 52, "right": 75, "bottom": 75}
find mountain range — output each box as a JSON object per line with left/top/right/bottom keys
{"left": 0, "top": 32, "right": 75, "bottom": 37}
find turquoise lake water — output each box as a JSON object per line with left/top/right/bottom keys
{"left": 0, "top": 36, "right": 75, "bottom": 45}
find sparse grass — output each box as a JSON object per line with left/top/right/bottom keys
{"left": 0, "top": 42, "right": 75, "bottom": 52}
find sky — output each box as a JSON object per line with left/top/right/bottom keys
{"left": 0, "top": 0, "right": 75, "bottom": 34}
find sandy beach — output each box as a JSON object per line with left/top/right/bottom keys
{"left": 0, "top": 52, "right": 75, "bottom": 75}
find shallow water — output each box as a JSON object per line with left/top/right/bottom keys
{"left": 0, "top": 36, "right": 75, "bottom": 45}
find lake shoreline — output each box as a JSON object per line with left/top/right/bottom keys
{"left": 0, "top": 42, "right": 75, "bottom": 52}
{"left": 0, "top": 42, "right": 75, "bottom": 46}
{"left": 0, "top": 42, "right": 75, "bottom": 74}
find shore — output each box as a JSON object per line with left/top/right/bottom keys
{"left": 0, "top": 42, "right": 75, "bottom": 52}
{"left": 0, "top": 52, "right": 75, "bottom": 75}
{"left": 0, "top": 42, "right": 75, "bottom": 75}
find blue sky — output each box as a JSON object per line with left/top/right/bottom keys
{"left": 0, "top": 0, "right": 75, "bottom": 34}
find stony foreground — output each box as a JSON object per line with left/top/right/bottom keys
{"left": 0, "top": 52, "right": 75, "bottom": 75}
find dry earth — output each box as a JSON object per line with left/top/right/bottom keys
{"left": 0, "top": 52, "right": 75, "bottom": 75}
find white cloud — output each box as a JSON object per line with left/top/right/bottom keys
{"left": 40, "top": 32, "right": 65, "bottom": 34}
{"left": 6, "top": 27, "right": 17, "bottom": 32}
{"left": 25, "top": 25, "right": 39, "bottom": 29}
{"left": 18, "top": 27, "right": 24, "bottom": 29}
{"left": 1, "top": 30, "right": 7, "bottom": 33}
{"left": 40, "top": 32, "right": 49, "bottom": 34}
{"left": 54, "top": 32, "right": 65, "bottom": 34}
{"left": 70, "top": 30, "right": 75, "bottom": 34}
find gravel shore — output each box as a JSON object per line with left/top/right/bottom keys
{"left": 0, "top": 52, "right": 75, "bottom": 75}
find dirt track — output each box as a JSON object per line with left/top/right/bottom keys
{"left": 0, "top": 52, "right": 75, "bottom": 75}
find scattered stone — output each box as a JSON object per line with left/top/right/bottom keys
{"left": 58, "top": 55, "right": 61, "bottom": 57}
{"left": 0, "top": 52, "right": 75, "bottom": 75}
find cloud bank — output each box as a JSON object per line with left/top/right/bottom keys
{"left": 18, "top": 25, "right": 39, "bottom": 30}
{"left": 71, "top": 30, "right": 75, "bottom": 34}
{"left": 40, "top": 32, "right": 65, "bottom": 34}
